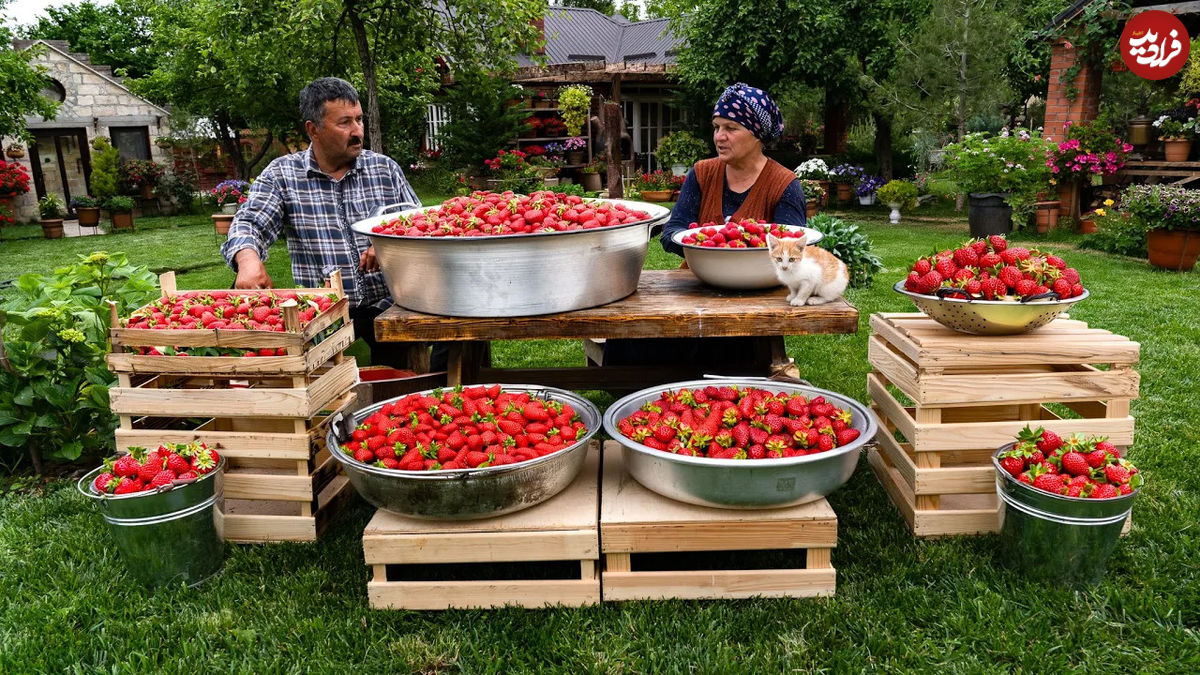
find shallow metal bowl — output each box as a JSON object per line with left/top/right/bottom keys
{"left": 602, "top": 378, "right": 876, "bottom": 509}
{"left": 894, "top": 281, "right": 1090, "bottom": 335}
{"left": 350, "top": 199, "right": 670, "bottom": 317}
{"left": 327, "top": 385, "right": 600, "bottom": 520}
{"left": 671, "top": 225, "right": 823, "bottom": 290}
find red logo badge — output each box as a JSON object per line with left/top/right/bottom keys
{"left": 1120, "top": 10, "right": 1190, "bottom": 80}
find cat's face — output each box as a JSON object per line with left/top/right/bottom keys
{"left": 768, "top": 233, "right": 807, "bottom": 271}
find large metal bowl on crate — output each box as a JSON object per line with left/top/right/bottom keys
{"left": 350, "top": 199, "right": 670, "bottom": 317}
{"left": 893, "top": 281, "right": 1089, "bottom": 335}
{"left": 602, "top": 379, "right": 876, "bottom": 509}
{"left": 670, "top": 225, "right": 823, "bottom": 290}
{"left": 326, "top": 385, "right": 600, "bottom": 520}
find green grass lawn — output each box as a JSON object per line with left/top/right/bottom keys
{"left": 1, "top": 201, "right": 1199, "bottom": 671}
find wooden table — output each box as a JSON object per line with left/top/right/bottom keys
{"left": 375, "top": 269, "right": 859, "bottom": 391}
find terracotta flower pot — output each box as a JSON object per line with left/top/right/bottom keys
{"left": 1147, "top": 228, "right": 1200, "bottom": 271}
{"left": 110, "top": 211, "right": 134, "bottom": 230}
{"left": 40, "top": 218, "right": 64, "bottom": 239}
{"left": 6, "top": 145, "right": 25, "bottom": 159}
{"left": 816, "top": 180, "right": 831, "bottom": 206}
{"left": 806, "top": 202, "right": 819, "bottom": 219}
{"left": 580, "top": 172, "right": 602, "bottom": 191}
{"left": 1078, "top": 218, "right": 1098, "bottom": 234}
{"left": 1034, "top": 201, "right": 1060, "bottom": 233}
{"left": 212, "top": 214, "right": 234, "bottom": 235}
{"left": 835, "top": 182, "right": 854, "bottom": 201}
{"left": 640, "top": 189, "right": 673, "bottom": 202}
{"left": 76, "top": 206, "right": 101, "bottom": 227}
{"left": 139, "top": 184, "right": 154, "bottom": 200}
{"left": 1162, "top": 138, "right": 1192, "bottom": 162}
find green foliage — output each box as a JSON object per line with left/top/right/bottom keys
{"left": 1050, "top": 0, "right": 1129, "bottom": 101}
{"left": 805, "top": 213, "right": 883, "bottom": 288}
{"left": 1080, "top": 213, "right": 1148, "bottom": 258}
{"left": 937, "top": 130, "right": 1053, "bottom": 200}
{"left": 1121, "top": 184, "right": 1200, "bottom": 232}
{"left": 554, "top": 183, "right": 589, "bottom": 197}
{"left": 876, "top": 179, "right": 919, "bottom": 210}
{"left": 558, "top": 0, "right": 617, "bottom": 16}
{"left": 557, "top": 84, "right": 593, "bottom": 137}
{"left": 104, "top": 196, "right": 135, "bottom": 213}
{"left": 17, "top": 0, "right": 157, "bottom": 78}
{"left": 158, "top": 167, "right": 200, "bottom": 214}
{"left": 0, "top": 252, "right": 157, "bottom": 467}
{"left": 88, "top": 137, "right": 121, "bottom": 200}
{"left": 655, "top": 130, "right": 709, "bottom": 167}
{"left": 0, "top": 18, "right": 60, "bottom": 141}
{"left": 439, "top": 72, "right": 527, "bottom": 170}
{"left": 1182, "top": 37, "right": 1200, "bottom": 99}
{"left": 36, "top": 194, "right": 64, "bottom": 220}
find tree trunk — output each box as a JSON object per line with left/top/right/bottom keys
{"left": 214, "top": 115, "right": 250, "bottom": 181}
{"left": 872, "top": 111, "right": 893, "bottom": 181}
{"left": 347, "top": 1, "right": 384, "bottom": 154}
{"left": 605, "top": 103, "right": 623, "bottom": 198}
{"left": 955, "top": 4, "right": 970, "bottom": 211}
{"left": 823, "top": 86, "right": 849, "bottom": 155}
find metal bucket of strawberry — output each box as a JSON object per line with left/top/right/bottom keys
{"left": 350, "top": 193, "right": 670, "bottom": 317}
{"left": 993, "top": 428, "right": 1143, "bottom": 586}
{"left": 327, "top": 384, "right": 600, "bottom": 519}
{"left": 78, "top": 443, "right": 225, "bottom": 588}
{"left": 602, "top": 379, "right": 877, "bottom": 509}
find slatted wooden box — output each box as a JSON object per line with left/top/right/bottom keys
{"left": 107, "top": 271, "right": 359, "bottom": 542}
{"left": 867, "top": 313, "right": 1139, "bottom": 537}
{"left": 600, "top": 441, "right": 837, "bottom": 601}
{"left": 361, "top": 442, "right": 602, "bottom": 610}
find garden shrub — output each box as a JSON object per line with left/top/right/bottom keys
{"left": 805, "top": 213, "right": 884, "bottom": 288}
{"left": 0, "top": 252, "right": 157, "bottom": 470}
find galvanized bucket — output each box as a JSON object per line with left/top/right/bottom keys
{"left": 78, "top": 458, "right": 226, "bottom": 588}
{"left": 993, "top": 445, "right": 1137, "bottom": 586}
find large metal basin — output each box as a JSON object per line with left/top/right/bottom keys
{"left": 602, "top": 379, "right": 876, "bottom": 509}
{"left": 326, "top": 385, "right": 600, "bottom": 520}
{"left": 671, "top": 224, "right": 823, "bottom": 290}
{"left": 894, "top": 281, "right": 1089, "bottom": 335}
{"left": 350, "top": 199, "right": 670, "bottom": 317}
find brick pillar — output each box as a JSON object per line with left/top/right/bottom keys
{"left": 1044, "top": 38, "right": 1102, "bottom": 141}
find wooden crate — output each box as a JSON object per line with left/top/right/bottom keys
{"left": 600, "top": 441, "right": 837, "bottom": 601}
{"left": 867, "top": 313, "right": 1140, "bottom": 537}
{"left": 361, "top": 442, "right": 602, "bottom": 610}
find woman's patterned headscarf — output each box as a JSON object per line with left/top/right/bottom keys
{"left": 712, "top": 83, "right": 784, "bottom": 142}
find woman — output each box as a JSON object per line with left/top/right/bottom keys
{"left": 605, "top": 84, "right": 805, "bottom": 371}
{"left": 660, "top": 82, "right": 806, "bottom": 257}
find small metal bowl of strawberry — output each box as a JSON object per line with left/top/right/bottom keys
{"left": 671, "top": 222, "right": 822, "bottom": 290}
{"left": 326, "top": 384, "right": 600, "bottom": 520}
{"left": 602, "top": 379, "right": 876, "bottom": 509}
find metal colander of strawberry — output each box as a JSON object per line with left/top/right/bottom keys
{"left": 677, "top": 219, "right": 811, "bottom": 248}
{"left": 326, "top": 384, "right": 600, "bottom": 519}
{"left": 894, "top": 234, "right": 1089, "bottom": 335}
{"left": 996, "top": 425, "right": 1143, "bottom": 500}
{"left": 602, "top": 379, "right": 877, "bottom": 508}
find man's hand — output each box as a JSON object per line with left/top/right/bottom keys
{"left": 359, "top": 245, "right": 379, "bottom": 273}
{"left": 233, "top": 249, "right": 273, "bottom": 289}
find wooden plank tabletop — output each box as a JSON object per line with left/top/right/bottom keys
{"left": 376, "top": 269, "right": 859, "bottom": 342}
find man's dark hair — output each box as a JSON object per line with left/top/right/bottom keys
{"left": 299, "top": 77, "right": 360, "bottom": 129}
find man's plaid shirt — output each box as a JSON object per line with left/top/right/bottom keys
{"left": 220, "top": 148, "right": 419, "bottom": 308}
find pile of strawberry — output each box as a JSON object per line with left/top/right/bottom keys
{"left": 92, "top": 442, "right": 221, "bottom": 495}
{"left": 370, "top": 190, "right": 651, "bottom": 237}
{"left": 678, "top": 219, "right": 805, "bottom": 248}
{"left": 615, "top": 385, "right": 860, "bottom": 459}
{"left": 902, "top": 235, "right": 1085, "bottom": 300}
{"left": 998, "top": 426, "right": 1143, "bottom": 499}
{"left": 124, "top": 290, "right": 339, "bottom": 333}
{"left": 339, "top": 385, "right": 589, "bottom": 471}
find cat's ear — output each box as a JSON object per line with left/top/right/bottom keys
{"left": 795, "top": 233, "right": 808, "bottom": 248}
{"left": 766, "top": 233, "right": 779, "bottom": 249}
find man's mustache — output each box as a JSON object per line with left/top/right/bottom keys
{"left": 349, "top": 136, "right": 362, "bottom": 147}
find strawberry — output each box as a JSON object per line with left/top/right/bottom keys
{"left": 1090, "top": 483, "right": 1119, "bottom": 499}
{"left": 1000, "top": 456, "right": 1025, "bottom": 477}
{"left": 988, "top": 234, "right": 1007, "bottom": 252}
{"left": 1094, "top": 441, "right": 1120, "bottom": 458}
{"left": 653, "top": 425, "right": 676, "bottom": 443}
{"left": 1060, "top": 451, "right": 1090, "bottom": 477}
{"left": 953, "top": 247, "right": 979, "bottom": 268}
{"left": 816, "top": 434, "right": 835, "bottom": 453}
{"left": 916, "top": 271, "right": 943, "bottom": 294}
{"left": 835, "top": 428, "right": 860, "bottom": 446}
{"left": 93, "top": 472, "right": 117, "bottom": 494}
{"left": 1103, "top": 463, "right": 1131, "bottom": 485}
{"left": 1085, "top": 449, "right": 1109, "bottom": 468}
{"left": 998, "top": 265, "right": 1023, "bottom": 289}
{"left": 113, "top": 477, "right": 142, "bottom": 494}
{"left": 166, "top": 454, "right": 192, "bottom": 475}
{"left": 150, "top": 470, "right": 177, "bottom": 489}
{"left": 1033, "top": 473, "right": 1066, "bottom": 495}
{"left": 934, "top": 258, "right": 957, "bottom": 278}
{"left": 1014, "top": 278, "right": 1037, "bottom": 297}
{"left": 912, "top": 258, "right": 932, "bottom": 275}
{"left": 1036, "top": 430, "right": 1063, "bottom": 453}
{"left": 113, "top": 455, "right": 141, "bottom": 479}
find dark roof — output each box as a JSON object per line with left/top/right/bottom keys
{"left": 1047, "top": 0, "right": 1199, "bottom": 31}
{"left": 518, "top": 7, "right": 681, "bottom": 68}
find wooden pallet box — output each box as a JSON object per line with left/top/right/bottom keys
{"left": 600, "top": 441, "right": 837, "bottom": 601}
{"left": 867, "top": 313, "right": 1140, "bottom": 537}
{"left": 361, "top": 442, "right": 602, "bottom": 610}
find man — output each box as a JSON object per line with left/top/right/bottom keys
{"left": 221, "top": 77, "right": 437, "bottom": 369}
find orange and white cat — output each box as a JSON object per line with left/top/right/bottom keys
{"left": 767, "top": 233, "right": 849, "bottom": 306}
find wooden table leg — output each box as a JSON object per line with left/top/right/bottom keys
{"left": 766, "top": 336, "right": 802, "bottom": 381}
{"left": 446, "top": 341, "right": 489, "bottom": 386}
{"left": 394, "top": 342, "right": 431, "bottom": 373}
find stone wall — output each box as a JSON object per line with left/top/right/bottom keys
{"left": 2, "top": 40, "right": 171, "bottom": 222}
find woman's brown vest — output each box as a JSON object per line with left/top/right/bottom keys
{"left": 694, "top": 157, "right": 797, "bottom": 225}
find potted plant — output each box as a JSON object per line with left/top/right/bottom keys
{"left": 557, "top": 84, "right": 593, "bottom": 137}
{"left": 562, "top": 136, "right": 587, "bottom": 166}
{"left": 525, "top": 146, "right": 561, "bottom": 179}
{"left": 799, "top": 179, "right": 826, "bottom": 218}
{"left": 1123, "top": 183, "right": 1200, "bottom": 270}
{"left": 120, "top": 159, "right": 166, "bottom": 200}
{"left": 1045, "top": 122, "right": 1132, "bottom": 223}
{"left": 579, "top": 156, "right": 606, "bottom": 191}
{"left": 89, "top": 137, "right": 121, "bottom": 208}
{"left": 482, "top": 149, "right": 542, "bottom": 194}
{"left": 634, "top": 170, "right": 678, "bottom": 201}
{"left": 794, "top": 158, "right": 831, "bottom": 205}
{"left": 105, "top": 195, "right": 136, "bottom": 231}
{"left": 533, "top": 90, "right": 553, "bottom": 109}
{"left": 828, "top": 164, "right": 863, "bottom": 202}
{"left": 37, "top": 193, "right": 65, "bottom": 239}
{"left": 656, "top": 131, "right": 709, "bottom": 176}
{"left": 540, "top": 117, "right": 567, "bottom": 138}
{"left": 0, "top": 159, "right": 32, "bottom": 207}
{"left": 854, "top": 175, "right": 885, "bottom": 206}
{"left": 522, "top": 116, "right": 544, "bottom": 138}
{"left": 940, "top": 129, "right": 1057, "bottom": 236}
{"left": 5, "top": 143, "right": 25, "bottom": 159}
{"left": 876, "top": 179, "right": 919, "bottom": 224}
{"left": 1152, "top": 114, "right": 1196, "bottom": 161}
{"left": 70, "top": 194, "right": 102, "bottom": 228}
{"left": 212, "top": 179, "right": 250, "bottom": 215}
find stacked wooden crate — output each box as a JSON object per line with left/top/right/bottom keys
{"left": 866, "top": 313, "right": 1139, "bottom": 537}
{"left": 108, "top": 272, "right": 359, "bottom": 542}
